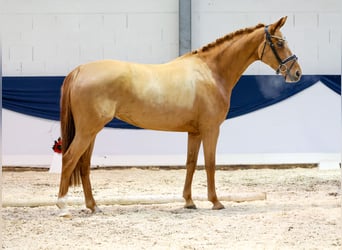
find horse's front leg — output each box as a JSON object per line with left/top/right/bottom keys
{"left": 183, "top": 132, "right": 202, "bottom": 209}
{"left": 202, "top": 128, "right": 224, "bottom": 210}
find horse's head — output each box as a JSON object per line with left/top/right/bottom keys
{"left": 258, "top": 16, "right": 302, "bottom": 83}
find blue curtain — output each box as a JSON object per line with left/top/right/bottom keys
{"left": 228, "top": 75, "right": 340, "bottom": 119}
{"left": 2, "top": 75, "right": 341, "bottom": 129}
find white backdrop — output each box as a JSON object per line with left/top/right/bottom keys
{"left": 1, "top": 0, "right": 341, "bottom": 167}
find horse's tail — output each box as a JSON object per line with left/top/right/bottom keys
{"left": 60, "top": 67, "right": 81, "bottom": 187}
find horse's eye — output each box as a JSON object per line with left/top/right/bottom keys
{"left": 277, "top": 40, "right": 284, "bottom": 48}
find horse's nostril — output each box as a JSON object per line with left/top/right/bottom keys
{"left": 296, "top": 70, "right": 301, "bottom": 77}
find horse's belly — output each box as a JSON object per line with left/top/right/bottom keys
{"left": 116, "top": 108, "right": 197, "bottom": 132}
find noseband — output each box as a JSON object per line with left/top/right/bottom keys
{"left": 260, "top": 26, "right": 298, "bottom": 81}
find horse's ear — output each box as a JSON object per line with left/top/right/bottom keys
{"left": 269, "top": 16, "right": 287, "bottom": 34}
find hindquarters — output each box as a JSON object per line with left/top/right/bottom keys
{"left": 58, "top": 66, "right": 117, "bottom": 194}
{"left": 58, "top": 65, "right": 119, "bottom": 215}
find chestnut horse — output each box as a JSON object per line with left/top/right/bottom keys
{"left": 57, "top": 16, "right": 301, "bottom": 216}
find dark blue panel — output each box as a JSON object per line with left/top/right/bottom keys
{"left": 2, "top": 76, "right": 62, "bottom": 121}
{"left": 2, "top": 75, "right": 341, "bottom": 128}
{"left": 228, "top": 75, "right": 329, "bottom": 119}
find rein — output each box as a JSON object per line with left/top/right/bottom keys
{"left": 260, "top": 26, "right": 298, "bottom": 81}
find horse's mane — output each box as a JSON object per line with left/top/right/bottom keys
{"left": 191, "top": 23, "right": 265, "bottom": 54}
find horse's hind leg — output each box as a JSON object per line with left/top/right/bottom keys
{"left": 183, "top": 132, "right": 201, "bottom": 209}
{"left": 79, "top": 140, "right": 101, "bottom": 213}
{"left": 57, "top": 133, "right": 95, "bottom": 216}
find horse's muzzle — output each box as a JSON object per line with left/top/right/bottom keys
{"left": 285, "top": 69, "right": 301, "bottom": 83}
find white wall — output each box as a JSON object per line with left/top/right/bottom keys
{"left": 2, "top": 0, "right": 340, "bottom": 75}
{"left": 1, "top": 0, "right": 341, "bottom": 166}
{"left": 1, "top": 0, "right": 179, "bottom": 76}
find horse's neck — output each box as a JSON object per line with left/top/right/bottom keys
{"left": 200, "top": 28, "right": 264, "bottom": 92}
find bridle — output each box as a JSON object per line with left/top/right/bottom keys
{"left": 260, "top": 25, "right": 298, "bottom": 81}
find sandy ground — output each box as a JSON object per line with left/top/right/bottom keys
{"left": 2, "top": 167, "right": 341, "bottom": 249}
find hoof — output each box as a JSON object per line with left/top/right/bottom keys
{"left": 58, "top": 209, "right": 72, "bottom": 218}
{"left": 184, "top": 199, "right": 197, "bottom": 209}
{"left": 212, "top": 202, "right": 225, "bottom": 210}
{"left": 91, "top": 206, "right": 102, "bottom": 214}
{"left": 184, "top": 204, "right": 197, "bottom": 209}
{"left": 57, "top": 196, "right": 71, "bottom": 217}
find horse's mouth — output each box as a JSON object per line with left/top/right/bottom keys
{"left": 285, "top": 70, "right": 302, "bottom": 83}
